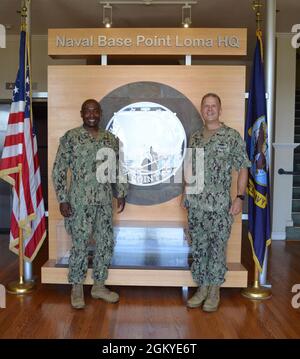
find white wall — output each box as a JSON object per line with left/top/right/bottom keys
{"left": 272, "top": 33, "right": 297, "bottom": 240}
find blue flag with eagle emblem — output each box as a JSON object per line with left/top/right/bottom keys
{"left": 244, "top": 31, "right": 271, "bottom": 272}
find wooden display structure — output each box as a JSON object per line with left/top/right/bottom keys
{"left": 42, "top": 28, "right": 248, "bottom": 287}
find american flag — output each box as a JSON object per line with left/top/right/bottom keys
{"left": 0, "top": 30, "right": 46, "bottom": 261}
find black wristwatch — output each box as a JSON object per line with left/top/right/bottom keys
{"left": 236, "top": 194, "right": 245, "bottom": 201}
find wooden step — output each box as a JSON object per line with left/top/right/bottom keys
{"left": 41, "top": 260, "right": 248, "bottom": 287}
{"left": 294, "top": 125, "right": 300, "bottom": 135}
{"left": 295, "top": 134, "right": 300, "bottom": 143}
{"left": 286, "top": 226, "right": 300, "bottom": 240}
{"left": 292, "top": 212, "right": 300, "bottom": 226}
{"left": 294, "top": 153, "right": 300, "bottom": 162}
{"left": 293, "top": 187, "right": 300, "bottom": 199}
{"left": 294, "top": 163, "right": 300, "bottom": 172}
{"left": 293, "top": 175, "right": 300, "bottom": 185}
{"left": 292, "top": 199, "right": 300, "bottom": 211}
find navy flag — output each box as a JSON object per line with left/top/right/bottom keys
{"left": 245, "top": 31, "right": 271, "bottom": 272}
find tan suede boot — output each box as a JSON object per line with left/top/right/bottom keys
{"left": 202, "top": 285, "right": 220, "bottom": 312}
{"left": 71, "top": 284, "right": 85, "bottom": 309}
{"left": 91, "top": 282, "right": 119, "bottom": 303}
{"left": 187, "top": 286, "right": 208, "bottom": 308}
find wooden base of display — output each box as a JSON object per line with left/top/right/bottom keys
{"left": 42, "top": 261, "right": 247, "bottom": 287}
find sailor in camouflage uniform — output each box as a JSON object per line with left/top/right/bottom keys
{"left": 185, "top": 93, "right": 251, "bottom": 312}
{"left": 52, "top": 99, "right": 128, "bottom": 309}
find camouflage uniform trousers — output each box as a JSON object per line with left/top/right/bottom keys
{"left": 66, "top": 205, "right": 114, "bottom": 284}
{"left": 188, "top": 209, "right": 233, "bottom": 286}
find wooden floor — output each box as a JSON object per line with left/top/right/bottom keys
{"left": 0, "top": 232, "right": 300, "bottom": 339}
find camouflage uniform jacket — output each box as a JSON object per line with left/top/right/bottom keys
{"left": 52, "top": 126, "right": 128, "bottom": 207}
{"left": 186, "top": 124, "right": 251, "bottom": 212}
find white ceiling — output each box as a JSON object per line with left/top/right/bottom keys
{"left": 0, "top": 0, "right": 299, "bottom": 60}
{"left": 0, "top": 0, "right": 299, "bottom": 34}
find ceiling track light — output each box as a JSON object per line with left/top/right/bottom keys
{"left": 99, "top": 1, "right": 197, "bottom": 28}
{"left": 99, "top": 1, "right": 197, "bottom": 4}
{"left": 103, "top": 3, "right": 112, "bottom": 28}
{"left": 182, "top": 4, "right": 192, "bottom": 28}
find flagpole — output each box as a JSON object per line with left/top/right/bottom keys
{"left": 259, "top": 0, "right": 276, "bottom": 287}
{"left": 6, "top": 0, "right": 34, "bottom": 295}
{"left": 6, "top": 165, "right": 34, "bottom": 294}
{"left": 241, "top": 0, "right": 271, "bottom": 300}
{"left": 18, "top": 165, "right": 24, "bottom": 285}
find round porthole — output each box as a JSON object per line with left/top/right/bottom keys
{"left": 100, "top": 81, "right": 202, "bottom": 205}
